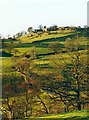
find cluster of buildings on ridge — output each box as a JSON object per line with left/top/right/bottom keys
{"left": 1, "top": 25, "right": 88, "bottom": 39}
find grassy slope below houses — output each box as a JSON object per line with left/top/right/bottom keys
{"left": 2, "top": 30, "right": 88, "bottom": 74}
{"left": 16, "top": 30, "right": 77, "bottom": 43}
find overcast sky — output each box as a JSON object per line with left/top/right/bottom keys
{"left": 0, "top": 0, "right": 88, "bottom": 36}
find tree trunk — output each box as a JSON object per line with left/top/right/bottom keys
{"left": 37, "top": 95, "right": 49, "bottom": 114}
{"left": 77, "top": 90, "right": 81, "bottom": 110}
{"left": 30, "top": 106, "right": 32, "bottom": 116}
{"left": 6, "top": 111, "right": 12, "bottom": 120}
{"left": 6, "top": 98, "right": 13, "bottom": 119}
{"left": 64, "top": 105, "right": 69, "bottom": 112}
{"left": 77, "top": 102, "right": 81, "bottom": 110}
{"left": 26, "top": 103, "right": 28, "bottom": 117}
{"left": 25, "top": 92, "right": 29, "bottom": 117}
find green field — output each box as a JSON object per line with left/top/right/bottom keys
{"left": 21, "top": 110, "right": 89, "bottom": 120}
{"left": 1, "top": 29, "right": 89, "bottom": 119}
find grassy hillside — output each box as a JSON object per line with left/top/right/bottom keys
{"left": 2, "top": 29, "right": 88, "bottom": 76}
{"left": 2, "top": 29, "right": 88, "bottom": 119}
{"left": 2, "top": 29, "right": 88, "bottom": 79}
{"left": 16, "top": 30, "right": 75, "bottom": 43}
{"left": 21, "top": 110, "right": 89, "bottom": 120}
